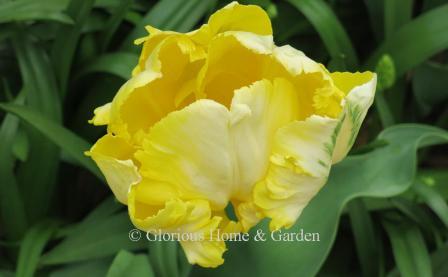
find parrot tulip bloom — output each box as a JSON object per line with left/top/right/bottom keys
{"left": 87, "top": 2, "right": 376, "bottom": 268}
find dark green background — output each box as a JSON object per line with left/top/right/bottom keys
{"left": 0, "top": 0, "right": 447, "bottom": 276}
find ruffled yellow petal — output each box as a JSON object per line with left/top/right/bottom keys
{"left": 108, "top": 36, "right": 206, "bottom": 143}
{"left": 207, "top": 1, "right": 272, "bottom": 36}
{"left": 88, "top": 102, "right": 111, "bottom": 126}
{"left": 268, "top": 45, "right": 334, "bottom": 120}
{"left": 87, "top": 2, "right": 377, "bottom": 268}
{"left": 135, "top": 100, "right": 235, "bottom": 209}
{"left": 179, "top": 239, "right": 226, "bottom": 268}
{"left": 128, "top": 192, "right": 225, "bottom": 267}
{"left": 253, "top": 115, "right": 339, "bottom": 230}
{"left": 189, "top": 1, "right": 272, "bottom": 46}
{"left": 136, "top": 77, "right": 300, "bottom": 212}
{"left": 197, "top": 31, "right": 274, "bottom": 106}
{"left": 331, "top": 72, "right": 377, "bottom": 164}
{"left": 229, "top": 78, "right": 298, "bottom": 198}
{"left": 86, "top": 134, "right": 141, "bottom": 204}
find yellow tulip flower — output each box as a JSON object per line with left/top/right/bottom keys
{"left": 87, "top": 2, "right": 376, "bottom": 268}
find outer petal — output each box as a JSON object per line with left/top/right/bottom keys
{"left": 207, "top": 1, "right": 272, "bottom": 36}
{"left": 128, "top": 192, "right": 226, "bottom": 268}
{"left": 189, "top": 1, "right": 272, "bottom": 45}
{"left": 88, "top": 102, "right": 111, "bottom": 126}
{"left": 86, "top": 134, "right": 141, "bottom": 204}
{"left": 254, "top": 115, "right": 339, "bottom": 230}
{"left": 331, "top": 72, "right": 377, "bottom": 163}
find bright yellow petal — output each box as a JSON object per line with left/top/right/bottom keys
{"left": 179, "top": 239, "right": 226, "bottom": 268}
{"left": 88, "top": 102, "right": 111, "bottom": 126}
{"left": 331, "top": 72, "right": 377, "bottom": 164}
{"left": 133, "top": 26, "right": 182, "bottom": 76}
{"left": 267, "top": 45, "right": 334, "bottom": 120}
{"left": 109, "top": 36, "right": 206, "bottom": 143}
{"left": 189, "top": 1, "right": 272, "bottom": 46}
{"left": 253, "top": 115, "right": 339, "bottom": 230}
{"left": 197, "top": 31, "right": 274, "bottom": 107}
{"left": 86, "top": 134, "right": 141, "bottom": 204}
{"left": 207, "top": 2, "right": 272, "bottom": 36}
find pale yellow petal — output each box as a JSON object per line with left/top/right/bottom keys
{"left": 180, "top": 239, "right": 226, "bottom": 268}
{"left": 254, "top": 115, "right": 339, "bottom": 230}
{"left": 135, "top": 100, "right": 235, "bottom": 209}
{"left": 86, "top": 134, "right": 141, "bottom": 204}
{"left": 331, "top": 72, "right": 377, "bottom": 164}
{"left": 128, "top": 193, "right": 226, "bottom": 267}
{"left": 229, "top": 78, "right": 299, "bottom": 200}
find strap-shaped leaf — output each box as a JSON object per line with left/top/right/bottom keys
{"left": 382, "top": 216, "right": 432, "bottom": 277}
{"left": 0, "top": 103, "right": 102, "bottom": 180}
{"left": 367, "top": 4, "right": 448, "bottom": 77}
{"left": 287, "top": 0, "right": 358, "bottom": 69}
{"left": 0, "top": 0, "right": 73, "bottom": 24}
{"left": 16, "top": 220, "right": 59, "bottom": 277}
{"left": 121, "top": 0, "right": 215, "bottom": 51}
{"left": 76, "top": 52, "right": 139, "bottom": 80}
{"left": 107, "top": 250, "right": 154, "bottom": 277}
{"left": 40, "top": 212, "right": 145, "bottom": 265}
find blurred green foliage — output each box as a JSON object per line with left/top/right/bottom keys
{"left": 0, "top": 0, "right": 447, "bottom": 276}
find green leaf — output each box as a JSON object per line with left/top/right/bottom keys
{"left": 12, "top": 128, "right": 29, "bottom": 162}
{"left": 431, "top": 243, "right": 448, "bottom": 277}
{"left": 76, "top": 52, "right": 138, "bottom": 80}
{"left": 149, "top": 241, "right": 179, "bottom": 277}
{"left": 49, "top": 259, "right": 111, "bottom": 277}
{"left": 384, "top": 0, "right": 413, "bottom": 39}
{"left": 49, "top": 258, "right": 112, "bottom": 277}
{"left": 0, "top": 93, "right": 27, "bottom": 240}
{"left": 40, "top": 212, "right": 145, "bottom": 265}
{"left": 0, "top": 103, "right": 102, "bottom": 180}
{"left": 390, "top": 197, "right": 442, "bottom": 243}
{"left": 121, "top": 0, "right": 215, "bottom": 51}
{"left": 287, "top": 0, "right": 358, "bottom": 69}
{"left": 413, "top": 181, "right": 448, "bottom": 228}
{"left": 363, "top": 0, "right": 384, "bottom": 41}
{"left": 412, "top": 62, "right": 448, "bottom": 115}
{"left": 51, "top": 0, "right": 95, "bottom": 95}
{"left": 367, "top": 4, "right": 448, "bottom": 77}
{"left": 383, "top": 215, "right": 432, "bottom": 277}
{"left": 0, "top": 0, "right": 73, "bottom": 24}
{"left": 56, "top": 196, "right": 122, "bottom": 239}
{"left": 16, "top": 220, "right": 59, "bottom": 277}
{"left": 12, "top": 29, "right": 62, "bottom": 223}
{"left": 99, "top": 0, "right": 133, "bottom": 51}
{"left": 197, "top": 124, "right": 448, "bottom": 277}
{"left": 107, "top": 250, "right": 154, "bottom": 277}
{"left": 347, "top": 199, "right": 382, "bottom": 277}
{"left": 418, "top": 169, "right": 448, "bottom": 200}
